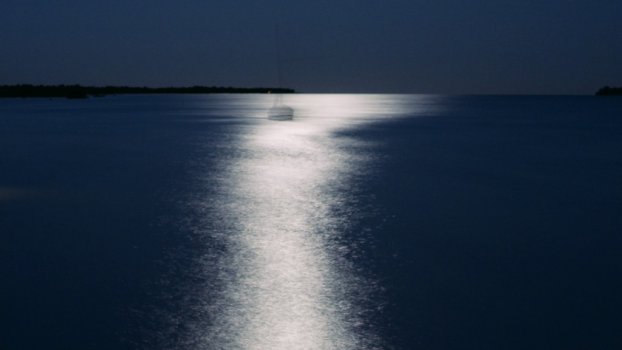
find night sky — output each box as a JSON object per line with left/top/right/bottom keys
{"left": 2, "top": 0, "right": 621, "bottom": 94}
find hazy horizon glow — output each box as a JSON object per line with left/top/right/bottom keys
{"left": 1, "top": 0, "right": 620, "bottom": 94}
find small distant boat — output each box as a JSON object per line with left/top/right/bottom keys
{"left": 267, "top": 25, "right": 294, "bottom": 121}
{"left": 268, "top": 102, "right": 294, "bottom": 121}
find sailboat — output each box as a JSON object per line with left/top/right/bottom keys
{"left": 267, "top": 25, "right": 294, "bottom": 121}
{"left": 268, "top": 95, "right": 294, "bottom": 121}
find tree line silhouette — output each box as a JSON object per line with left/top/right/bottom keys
{"left": 0, "top": 84, "right": 295, "bottom": 98}
{"left": 596, "top": 86, "right": 622, "bottom": 96}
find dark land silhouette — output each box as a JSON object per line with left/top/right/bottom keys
{"left": 0, "top": 85, "right": 295, "bottom": 99}
{"left": 596, "top": 86, "right": 622, "bottom": 96}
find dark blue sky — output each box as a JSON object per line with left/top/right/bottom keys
{"left": 1, "top": 0, "right": 621, "bottom": 94}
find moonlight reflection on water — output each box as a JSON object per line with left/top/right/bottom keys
{"left": 171, "top": 95, "right": 438, "bottom": 349}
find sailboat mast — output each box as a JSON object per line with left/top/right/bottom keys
{"left": 275, "top": 24, "right": 283, "bottom": 88}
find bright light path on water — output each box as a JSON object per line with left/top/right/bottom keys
{"left": 179, "top": 95, "right": 440, "bottom": 350}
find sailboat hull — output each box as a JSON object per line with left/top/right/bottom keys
{"left": 268, "top": 105, "right": 294, "bottom": 121}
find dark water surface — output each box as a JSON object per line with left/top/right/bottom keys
{"left": 1, "top": 95, "right": 621, "bottom": 349}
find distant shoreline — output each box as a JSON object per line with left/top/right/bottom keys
{"left": 0, "top": 85, "right": 295, "bottom": 99}
{"left": 596, "top": 86, "right": 622, "bottom": 96}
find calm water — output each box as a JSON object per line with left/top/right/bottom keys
{"left": 1, "top": 94, "right": 621, "bottom": 349}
